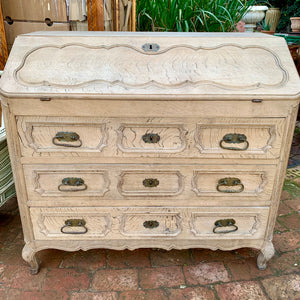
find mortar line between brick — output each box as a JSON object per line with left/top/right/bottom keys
{"left": 257, "top": 279, "right": 273, "bottom": 300}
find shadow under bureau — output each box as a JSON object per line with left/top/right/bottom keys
{"left": 0, "top": 32, "right": 299, "bottom": 274}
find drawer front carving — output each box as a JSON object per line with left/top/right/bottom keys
{"left": 17, "top": 116, "right": 107, "bottom": 156}
{"left": 195, "top": 118, "right": 285, "bottom": 159}
{"left": 117, "top": 123, "right": 187, "bottom": 153}
{"left": 120, "top": 213, "right": 182, "bottom": 236}
{"left": 191, "top": 168, "right": 274, "bottom": 198}
{"left": 24, "top": 165, "right": 110, "bottom": 199}
{"left": 30, "top": 207, "right": 111, "bottom": 240}
{"left": 190, "top": 207, "right": 269, "bottom": 238}
{"left": 118, "top": 170, "right": 184, "bottom": 197}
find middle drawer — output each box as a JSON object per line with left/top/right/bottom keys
{"left": 24, "top": 164, "right": 276, "bottom": 206}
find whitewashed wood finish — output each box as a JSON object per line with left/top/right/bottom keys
{"left": 0, "top": 32, "right": 299, "bottom": 274}
{"left": 23, "top": 164, "right": 275, "bottom": 204}
{"left": 17, "top": 116, "right": 285, "bottom": 159}
{"left": 29, "top": 206, "right": 269, "bottom": 240}
{"left": 1, "top": 32, "right": 299, "bottom": 97}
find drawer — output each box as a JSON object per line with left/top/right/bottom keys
{"left": 120, "top": 212, "right": 182, "bottom": 237}
{"left": 117, "top": 123, "right": 187, "bottom": 153}
{"left": 30, "top": 207, "right": 269, "bottom": 240}
{"left": 118, "top": 170, "right": 184, "bottom": 197}
{"left": 24, "top": 165, "right": 110, "bottom": 199}
{"left": 24, "top": 164, "right": 275, "bottom": 205}
{"left": 30, "top": 207, "right": 111, "bottom": 240}
{"left": 194, "top": 118, "right": 285, "bottom": 159}
{"left": 17, "top": 116, "right": 107, "bottom": 156}
{"left": 18, "top": 116, "right": 285, "bottom": 159}
{"left": 190, "top": 207, "right": 269, "bottom": 239}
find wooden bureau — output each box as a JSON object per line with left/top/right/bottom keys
{"left": 0, "top": 32, "right": 299, "bottom": 274}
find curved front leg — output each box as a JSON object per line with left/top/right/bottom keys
{"left": 22, "top": 243, "right": 40, "bottom": 274}
{"left": 257, "top": 241, "right": 275, "bottom": 270}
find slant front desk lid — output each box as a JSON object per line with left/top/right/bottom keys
{"left": 1, "top": 31, "right": 300, "bottom": 100}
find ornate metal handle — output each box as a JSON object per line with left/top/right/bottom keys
{"left": 143, "top": 220, "right": 159, "bottom": 229}
{"left": 58, "top": 177, "right": 87, "bottom": 192}
{"left": 52, "top": 131, "right": 82, "bottom": 148}
{"left": 220, "top": 133, "right": 249, "bottom": 151}
{"left": 60, "top": 219, "right": 88, "bottom": 234}
{"left": 217, "top": 177, "right": 244, "bottom": 193}
{"left": 213, "top": 219, "right": 238, "bottom": 234}
{"left": 142, "top": 133, "right": 160, "bottom": 144}
{"left": 143, "top": 178, "right": 159, "bottom": 188}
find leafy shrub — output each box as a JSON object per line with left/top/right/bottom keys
{"left": 137, "top": 0, "right": 255, "bottom": 32}
{"left": 269, "top": 0, "right": 300, "bottom": 32}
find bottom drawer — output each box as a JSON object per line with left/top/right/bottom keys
{"left": 30, "top": 207, "right": 269, "bottom": 240}
{"left": 30, "top": 207, "right": 111, "bottom": 240}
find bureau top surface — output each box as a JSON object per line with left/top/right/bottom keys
{"left": 0, "top": 31, "right": 300, "bottom": 100}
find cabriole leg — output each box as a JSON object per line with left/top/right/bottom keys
{"left": 22, "top": 243, "right": 40, "bottom": 274}
{"left": 257, "top": 241, "right": 275, "bottom": 270}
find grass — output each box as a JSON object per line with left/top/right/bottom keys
{"left": 137, "top": 0, "right": 256, "bottom": 32}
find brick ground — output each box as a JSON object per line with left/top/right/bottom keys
{"left": 0, "top": 185, "right": 299, "bottom": 299}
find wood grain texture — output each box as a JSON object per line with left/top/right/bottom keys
{"left": 0, "top": 32, "right": 299, "bottom": 273}
{"left": 1, "top": 32, "right": 299, "bottom": 97}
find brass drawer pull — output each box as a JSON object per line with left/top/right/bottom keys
{"left": 213, "top": 219, "right": 238, "bottom": 234}
{"left": 217, "top": 177, "right": 244, "bottom": 193}
{"left": 142, "top": 133, "right": 160, "bottom": 144}
{"left": 60, "top": 219, "right": 88, "bottom": 234}
{"left": 143, "top": 220, "right": 159, "bottom": 229}
{"left": 143, "top": 178, "right": 159, "bottom": 188}
{"left": 58, "top": 177, "right": 87, "bottom": 192}
{"left": 52, "top": 131, "right": 82, "bottom": 148}
{"left": 220, "top": 133, "right": 249, "bottom": 151}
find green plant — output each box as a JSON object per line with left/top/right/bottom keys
{"left": 259, "top": 18, "right": 272, "bottom": 30}
{"left": 137, "top": 0, "right": 255, "bottom": 32}
{"left": 268, "top": 0, "right": 300, "bottom": 32}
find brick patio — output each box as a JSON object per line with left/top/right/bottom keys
{"left": 0, "top": 188, "right": 299, "bottom": 299}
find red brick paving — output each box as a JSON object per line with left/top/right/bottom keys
{"left": 0, "top": 190, "right": 298, "bottom": 299}
{"left": 107, "top": 249, "right": 151, "bottom": 268}
{"left": 92, "top": 269, "right": 138, "bottom": 291}
{"left": 139, "top": 266, "right": 185, "bottom": 289}
{"left": 215, "top": 281, "right": 267, "bottom": 300}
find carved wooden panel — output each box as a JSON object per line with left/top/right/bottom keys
{"left": 17, "top": 116, "right": 107, "bottom": 156}
{"left": 31, "top": 207, "right": 111, "bottom": 240}
{"left": 195, "top": 118, "right": 285, "bottom": 159}
{"left": 120, "top": 212, "right": 182, "bottom": 236}
{"left": 118, "top": 170, "right": 184, "bottom": 197}
{"left": 15, "top": 44, "right": 287, "bottom": 92}
{"left": 24, "top": 165, "right": 110, "bottom": 199}
{"left": 117, "top": 123, "right": 187, "bottom": 153}
{"left": 191, "top": 168, "right": 274, "bottom": 198}
{"left": 190, "top": 207, "right": 269, "bottom": 238}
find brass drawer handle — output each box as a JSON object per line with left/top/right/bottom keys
{"left": 58, "top": 177, "right": 87, "bottom": 192}
{"left": 142, "top": 133, "right": 160, "bottom": 144}
{"left": 60, "top": 219, "right": 88, "bottom": 234}
{"left": 217, "top": 177, "right": 244, "bottom": 193}
{"left": 52, "top": 131, "right": 82, "bottom": 148}
{"left": 220, "top": 133, "right": 249, "bottom": 151}
{"left": 143, "top": 220, "right": 159, "bottom": 229}
{"left": 143, "top": 178, "right": 159, "bottom": 188}
{"left": 213, "top": 219, "right": 238, "bottom": 234}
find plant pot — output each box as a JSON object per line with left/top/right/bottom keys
{"left": 261, "top": 30, "right": 275, "bottom": 35}
{"left": 242, "top": 6, "right": 268, "bottom": 32}
{"left": 265, "top": 8, "right": 281, "bottom": 32}
{"left": 291, "top": 17, "right": 300, "bottom": 32}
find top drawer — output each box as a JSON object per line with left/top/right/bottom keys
{"left": 17, "top": 116, "right": 286, "bottom": 159}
